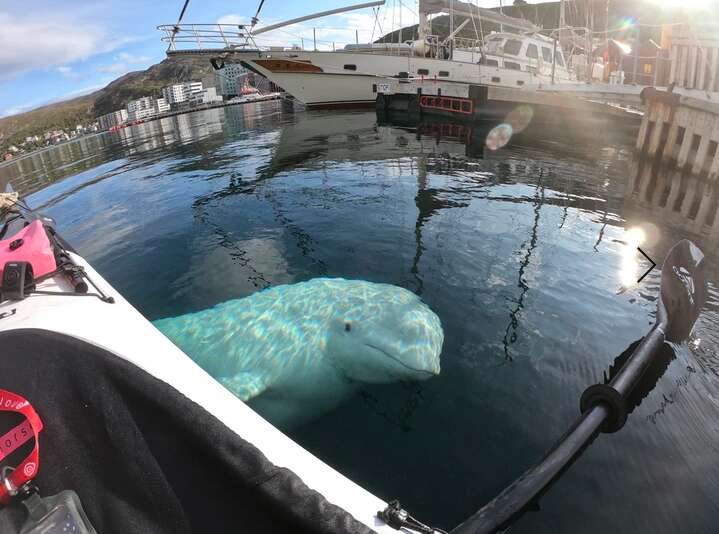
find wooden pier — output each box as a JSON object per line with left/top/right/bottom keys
{"left": 636, "top": 87, "right": 719, "bottom": 179}
{"left": 667, "top": 24, "right": 719, "bottom": 93}
{"left": 375, "top": 78, "right": 642, "bottom": 125}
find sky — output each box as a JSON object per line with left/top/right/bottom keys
{"left": 0, "top": 0, "right": 561, "bottom": 118}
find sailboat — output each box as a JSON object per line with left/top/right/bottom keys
{"left": 160, "top": 0, "right": 579, "bottom": 109}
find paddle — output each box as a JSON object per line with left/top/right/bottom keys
{"left": 451, "top": 239, "right": 707, "bottom": 534}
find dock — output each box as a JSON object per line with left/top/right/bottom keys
{"left": 636, "top": 87, "right": 719, "bottom": 179}
{"left": 374, "top": 77, "right": 643, "bottom": 126}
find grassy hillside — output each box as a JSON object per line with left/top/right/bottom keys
{"left": 0, "top": 57, "right": 214, "bottom": 152}
{"left": 0, "top": 95, "right": 96, "bottom": 148}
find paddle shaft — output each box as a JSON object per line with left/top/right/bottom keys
{"left": 609, "top": 323, "right": 666, "bottom": 397}
{"left": 452, "top": 323, "right": 667, "bottom": 534}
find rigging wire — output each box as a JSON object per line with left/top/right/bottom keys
{"left": 176, "top": 0, "right": 191, "bottom": 25}
{"left": 251, "top": 0, "right": 267, "bottom": 29}
{"left": 171, "top": 0, "right": 192, "bottom": 41}
{"left": 370, "top": 6, "right": 379, "bottom": 42}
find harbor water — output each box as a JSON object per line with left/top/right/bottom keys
{"left": 2, "top": 101, "right": 718, "bottom": 533}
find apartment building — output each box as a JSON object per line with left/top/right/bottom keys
{"left": 162, "top": 82, "right": 204, "bottom": 108}
{"left": 216, "top": 63, "right": 246, "bottom": 98}
{"left": 98, "top": 109, "right": 128, "bottom": 131}
{"left": 189, "top": 86, "right": 223, "bottom": 106}
{"left": 126, "top": 97, "right": 156, "bottom": 121}
{"left": 155, "top": 97, "right": 170, "bottom": 114}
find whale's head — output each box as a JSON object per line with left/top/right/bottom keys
{"left": 317, "top": 279, "right": 443, "bottom": 383}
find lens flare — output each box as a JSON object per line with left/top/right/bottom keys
{"left": 612, "top": 39, "right": 633, "bottom": 55}
{"left": 486, "top": 123, "right": 513, "bottom": 151}
{"left": 619, "top": 17, "right": 636, "bottom": 30}
{"left": 505, "top": 105, "right": 534, "bottom": 135}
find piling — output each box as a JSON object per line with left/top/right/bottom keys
{"left": 637, "top": 87, "right": 719, "bottom": 179}
{"left": 668, "top": 24, "right": 719, "bottom": 93}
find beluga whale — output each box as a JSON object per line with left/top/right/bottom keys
{"left": 154, "top": 278, "right": 444, "bottom": 428}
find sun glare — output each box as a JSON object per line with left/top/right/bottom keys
{"left": 647, "top": 0, "right": 716, "bottom": 9}
{"left": 618, "top": 227, "right": 647, "bottom": 288}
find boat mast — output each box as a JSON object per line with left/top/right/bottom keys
{"left": 450, "top": 0, "right": 454, "bottom": 44}
{"left": 399, "top": 0, "right": 403, "bottom": 44}
{"left": 586, "top": 0, "right": 594, "bottom": 80}
{"left": 499, "top": 0, "right": 504, "bottom": 33}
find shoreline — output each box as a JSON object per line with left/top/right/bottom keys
{"left": 108, "top": 93, "right": 282, "bottom": 131}
{"left": 1, "top": 94, "right": 282, "bottom": 167}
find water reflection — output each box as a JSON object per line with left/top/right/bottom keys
{"left": 626, "top": 155, "right": 719, "bottom": 250}
{"left": 503, "top": 176, "right": 544, "bottom": 361}
{"left": 2, "top": 104, "right": 719, "bottom": 533}
{"left": 617, "top": 227, "right": 647, "bottom": 289}
{"left": 0, "top": 102, "right": 284, "bottom": 199}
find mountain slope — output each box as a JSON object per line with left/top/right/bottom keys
{"left": 0, "top": 57, "right": 214, "bottom": 151}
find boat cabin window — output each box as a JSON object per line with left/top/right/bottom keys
{"left": 417, "top": 68, "right": 429, "bottom": 75}
{"left": 554, "top": 51, "right": 565, "bottom": 68}
{"left": 485, "top": 59, "right": 499, "bottom": 67}
{"left": 504, "top": 39, "right": 522, "bottom": 56}
{"left": 504, "top": 61, "right": 521, "bottom": 70}
{"left": 526, "top": 44, "right": 538, "bottom": 59}
{"left": 344, "top": 64, "right": 357, "bottom": 71}
{"left": 541, "top": 47, "right": 553, "bottom": 63}
{"left": 438, "top": 70, "right": 449, "bottom": 77}
{"left": 485, "top": 36, "right": 503, "bottom": 54}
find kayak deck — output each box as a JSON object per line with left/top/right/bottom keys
{"left": 0, "top": 222, "right": 394, "bottom": 532}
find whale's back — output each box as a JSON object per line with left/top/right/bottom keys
{"left": 154, "top": 288, "right": 326, "bottom": 391}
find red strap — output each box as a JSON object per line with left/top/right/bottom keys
{"left": 0, "top": 389, "right": 43, "bottom": 505}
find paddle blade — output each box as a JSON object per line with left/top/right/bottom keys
{"left": 659, "top": 240, "right": 707, "bottom": 342}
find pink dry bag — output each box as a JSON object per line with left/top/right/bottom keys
{"left": 0, "top": 221, "right": 57, "bottom": 281}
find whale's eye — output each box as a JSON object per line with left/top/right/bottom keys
{"left": 344, "top": 322, "right": 352, "bottom": 332}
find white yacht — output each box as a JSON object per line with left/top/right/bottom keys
{"left": 160, "top": 0, "right": 578, "bottom": 109}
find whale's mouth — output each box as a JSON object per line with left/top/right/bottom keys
{"left": 364, "top": 343, "right": 437, "bottom": 377}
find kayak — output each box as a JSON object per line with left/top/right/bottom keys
{"left": 0, "top": 192, "right": 407, "bottom": 533}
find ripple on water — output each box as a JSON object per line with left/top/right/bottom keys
{"left": 2, "top": 104, "right": 719, "bottom": 533}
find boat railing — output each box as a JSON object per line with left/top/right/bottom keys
{"left": 158, "top": 24, "right": 259, "bottom": 51}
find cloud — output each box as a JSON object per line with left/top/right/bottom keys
{"left": 0, "top": 105, "right": 32, "bottom": 118}
{"left": 0, "top": 82, "right": 109, "bottom": 118}
{"left": 97, "top": 63, "right": 129, "bottom": 73}
{"left": 0, "top": 10, "right": 142, "bottom": 81}
{"left": 56, "top": 65, "right": 85, "bottom": 81}
{"left": 0, "top": 12, "right": 102, "bottom": 81}
{"left": 116, "top": 52, "right": 152, "bottom": 64}
{"left": 96, "top": 50, "right": 153, "bottom": 74}
{"left": 216, "top": 14, "right": 250, "bottom": 26}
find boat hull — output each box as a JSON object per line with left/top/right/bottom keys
{"left": 241, "top": 50, "right": 562, "bottom": 108}
{"left": 243, "top": 67, "right": 379, "bottom": 108}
